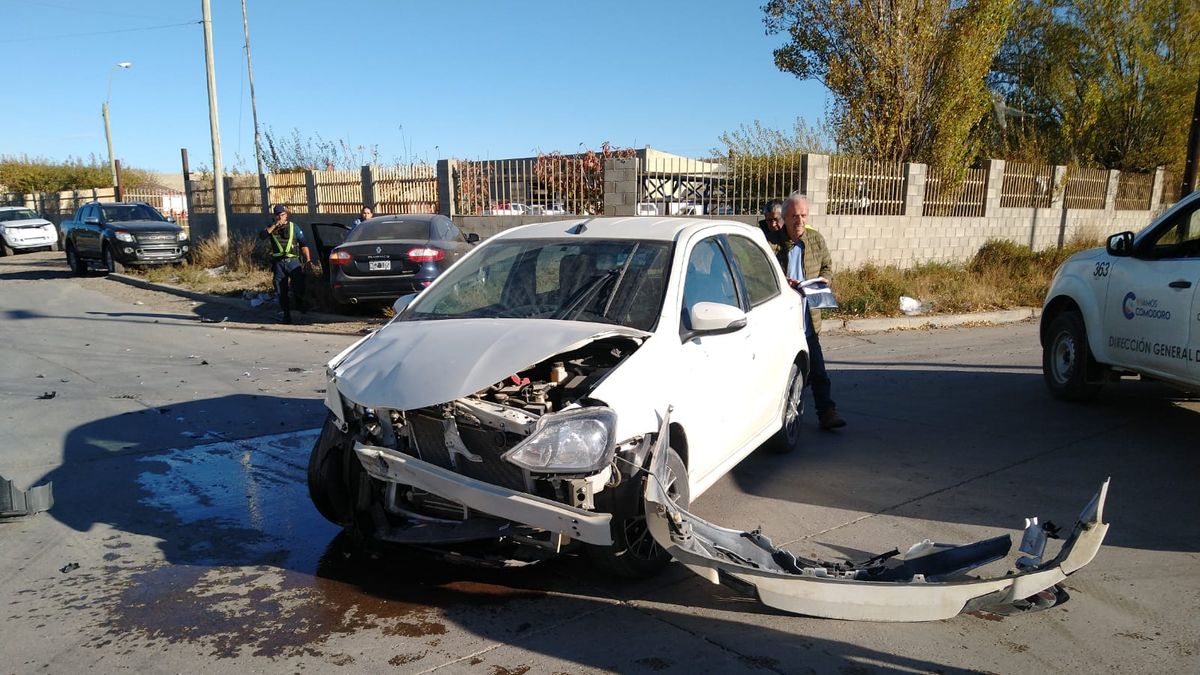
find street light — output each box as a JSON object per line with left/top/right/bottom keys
{"left": 102, "top": 61, "right": 132, "bottom": 188}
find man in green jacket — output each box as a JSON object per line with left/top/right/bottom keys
{"left": 778, "top": 193, "right": 845, "bottom": 430}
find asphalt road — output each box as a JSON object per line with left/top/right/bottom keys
{"left": 1, "top": 251, "right": 1197, "bottom": 674}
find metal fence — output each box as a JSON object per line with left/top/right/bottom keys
{"left": 1000, "top": 162, "right": 1055, "bottom": 209}
{"left": 828, "top": 156, "right": 906, "bottom": 216}
{"left": 1115, "top": 171, "right": 1154, "bottom": 211}
{"left": 1160, "top": 171, "right": 1182, "bottom": 206}
{"left": 124, "top": 187, "right": 188, "bottom": 227}
{"left": 1063, "top": 166, "right": 1108, "bottom": 210}
{"left": 455, "top": 157, "right": 599, "bottom": 216}
{"left": 314, "top": 169, "right": 364, "bottom": 214}
{"left": 923, "top": 166, "right": 987, "bottom": 217}
{"left": 374, "top": 164, "right": 437, "bottom": 214}
{"left": 188, "top": 179, "right": 215, "bottom": 213}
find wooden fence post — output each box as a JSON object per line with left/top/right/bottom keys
{"left": 437, "top": 159, "right": 456, "bottom": 216}
{"left": 258, "top": 173, "right": 269, "bottom": 216}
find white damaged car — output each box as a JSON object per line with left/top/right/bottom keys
{"left": 312, "top": 216, "right": 1109, "bottom": 621}
{"left": 0, "top": 206, "right": 59, "bottom": 255}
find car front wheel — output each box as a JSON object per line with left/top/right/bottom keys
{"left": 1043, "top": 310, "right": 1103, "bottom": 401}
{"left": 1, "top": 239, "right": 13, "bottom": 256}
{"left": 308, "top": 413, "right": 356, "bottom": 526}
{"left": 102, "top": 245, "right": 126, "bottom": 274}
{"left": 767, "top": 362, "right": 805, "bottom": 453}
{"left": 587, "top": 446, "right": 689, "bottom": 579}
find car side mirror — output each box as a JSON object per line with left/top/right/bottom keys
{"left": 466, "top": 232, "right": 480, "bottom": 244}
{"left": 84, "top": 217, "right": 100, "bottom": 225}
{"left": 1106, "top": 231, "right": 1134, "bottom": 257}
{"left": 166, "top": 216, "right": 176, "bottom": 223}
{"left": 392, "top": 293, "right": 417, "bottom": 314}
{"left": 687, "top": 301, "right": 748, "bottom": 336}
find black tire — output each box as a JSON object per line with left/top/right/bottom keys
{"left": 308, "top": 413, "right": 356, "bottom": 526}
{"left": 767, "top": 361, "right": 805, "bottom": 454}
{"left": 1, "top": 240, "right": 13, "bottom": 257}
{"left": 587, "top": 446, "right": 690, "bottom": 579}
{"left": 65, "top": 243, "right": 87, "bottom": 276}
{"left": 102, "top": 245, "right": 125, "bottom": 274}
{"left": 1043, "top": 311, "right": 1103, "bottom": 401}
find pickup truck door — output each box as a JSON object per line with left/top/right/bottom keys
{"left": 75, "top": 205, "right": 102, "bottom": 257}
{"left": 1103, "top": 199, "right": 1200, "bottom": 381}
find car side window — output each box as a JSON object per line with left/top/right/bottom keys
{"left": 682, "top": 237, "right": 739, "bottom": 327}
{"left": 726, "top": 235, "right": 781, "bottom": 308}
{"left": 1143, "top": 201, "right": 1200, "bottom": 259}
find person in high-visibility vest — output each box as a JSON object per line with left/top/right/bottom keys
{"left": 259, "top": 204, "right": 314, "bottom": 324}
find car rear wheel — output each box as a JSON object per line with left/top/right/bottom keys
{"left": 587, "top": 446, "right": 689, "bottom": 579}
{"left": 308, "top": 413, "right": 356, "bottom": 526}
{"left": 65, "top": 243, "right": 87, "bottom": 275}
{"left": 1043, "top": 311, "right": 1103, "bottom": 401}
{"left": 767, "top": 362, "right": 805, "bottom": 454}
{"left": 102, "top": 245, "right": 125, "bottom": 274}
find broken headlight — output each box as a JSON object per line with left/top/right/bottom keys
{"left": 503, "top": 407, "right": 616, "bottom": 473}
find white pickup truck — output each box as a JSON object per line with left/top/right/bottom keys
{"left": 1041, "top": 190, "right": 1200, "bottom": 399}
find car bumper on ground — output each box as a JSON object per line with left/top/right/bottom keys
{"left": 643, "top": 432, "right": 1110, "bottom": 621}
{"left": 354, "top": 442, "right": 614, "bottom": 546}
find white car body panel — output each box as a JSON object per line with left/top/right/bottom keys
{"left": 0, "top": 216, "right": 58, "bottom": 250}
{"left": 1043, "top": 191, "right": 1200, "bottom": 390}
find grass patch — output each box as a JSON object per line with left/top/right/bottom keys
{"left": 129, "top": 234, "right": 273, "bottom": 296}
{"left": 829, "top": 237, "right": 1101, "bottom": 318}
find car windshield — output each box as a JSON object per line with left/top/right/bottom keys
{"left": 101, "top": 204, "right": 164, "bottom": 222}
{"left": 347, "top": 219, "right": 430, "bottom": 242}
{"left": 405, "top": 238, "right": 672, "bottom": 332}
{"left": 0, "top": 209, "right": 39, "bottom": 221}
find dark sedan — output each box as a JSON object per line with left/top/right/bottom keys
{"left": 328, "top": 214, "right": 478, "bottom": 304}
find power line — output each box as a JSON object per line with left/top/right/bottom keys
{"left": 0, "top": 20, "right": 199, "bottom": 44}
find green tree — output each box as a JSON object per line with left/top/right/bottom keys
{"left": 711, "top": 118, "right": 833, "bottom": 157}
{"left": 990, "top": 0, "right": 1199, "bottom": 172}
{"left": 763, "top": 0, "right": 1013, "bottom": 167}
{"left": 0, "top": 155, "right": 155, "bottom": 194}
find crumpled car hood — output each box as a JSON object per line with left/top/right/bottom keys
{"left": 331, "top": 317, "right": 648, "bottom": 411}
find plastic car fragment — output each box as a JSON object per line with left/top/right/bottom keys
{"left": 642, "top": 425, "right": 1109, "bottom": 622}
{"left": 0, "top": 474, "right": 54, "bottom": 518}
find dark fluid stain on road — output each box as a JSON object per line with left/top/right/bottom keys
{"left": 93, "top": 431, "right": 550, "bottom": 659}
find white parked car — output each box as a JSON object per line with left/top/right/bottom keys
{"left": 312, "top": 216, "right": 1109, "bottom": 620}
{"left": 0, "top": 207, "right": 59, "bottom": 255}
{"left": 1042, "top": 190, "right": 1200, "bottom": 399}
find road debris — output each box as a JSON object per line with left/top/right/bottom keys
{"left": 36, "top": 391, "right": 56, "bottom": 400}
{"left": 1, "top": 474, "right": 54, "bottom": 518}
{"left": 59, "top": 562, "right": 79, "bottom": 574}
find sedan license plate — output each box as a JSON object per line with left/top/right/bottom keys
{"left": 368, "top": 260, "right": 391, "bottom": 272}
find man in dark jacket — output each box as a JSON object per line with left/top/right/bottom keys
{"left": 778, "top": 193, "right": 845, "bottom": 430}
{"left": 758, "top": 199, "right": 787, "bottom": 255}
{"left": 260, "top": 204, "right": 314, "bottom": 324}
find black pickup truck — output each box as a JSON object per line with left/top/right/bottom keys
{"left": 61, "top": 201, "right": 190, "bottom": 274}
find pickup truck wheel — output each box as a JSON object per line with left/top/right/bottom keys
{"left": 587, "top": 447, "right": 689, "bottom": 579}
{"left": 1043, "top": 311, "right": 1103, "bottom": 401}
{"left": 766, "top": 362, "right": 805, "bottom": 454}
{"left": 1, "top": 240, "right": 13, "bottom": 257}
{"left": 308, "top": 413, "right": 355, "bottom": 526}
{"left": 65, "top": 244, "right": 86, "bottom": 276}
{"left": 102, "top": 245, "right": 125, "bottom": 274}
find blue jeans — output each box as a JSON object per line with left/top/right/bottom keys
{"left": 271, "top": 258, "right": 306, "bottom": 314}
{"left": 806, "top": 330, "right": 835, "bottom": 413}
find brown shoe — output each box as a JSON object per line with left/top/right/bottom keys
{"left": 818, "top": 407, "right": 846, "bottom": 430}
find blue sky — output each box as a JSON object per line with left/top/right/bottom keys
{"left": 0, "top": 1, "right": 829, "bottom": 173}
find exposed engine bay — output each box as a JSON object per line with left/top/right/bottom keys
{"left": 331, "top": 334, "right": 647, "bottom": 555}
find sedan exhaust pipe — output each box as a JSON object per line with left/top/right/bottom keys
{"left": 349, "top": 297, "right": 358, "bottom": 304}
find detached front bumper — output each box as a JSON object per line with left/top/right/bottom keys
{"left": 643, "top": 431, "right": 1110, "bottom": 622}
{"left": 355, "top": 442, "right": 614, "bottom": 546}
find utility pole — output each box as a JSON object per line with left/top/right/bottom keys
{"left": 202, "top": 0, "right": 228, "bottom": 246}
{"left": 240, "top": 0, "right": 266, "bottom": 214}
{"left": 1182, "top": 70, "right": 1200, "bottom": 196}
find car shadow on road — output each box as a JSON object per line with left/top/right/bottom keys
{"left": 726, "top": 364, "right": 1200, "bottom": 555}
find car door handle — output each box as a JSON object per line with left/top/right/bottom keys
{"left": 1168, "top": 280, "right": 1192, "bottom": 289}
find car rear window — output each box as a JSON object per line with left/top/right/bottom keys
{"left": 347, "top": 219, "right": 430, "bottom": 242}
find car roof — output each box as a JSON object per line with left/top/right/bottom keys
{"left": 0, "top": 206, "right": 32, "bottom": 211}
{"left": 492, "top": 216, "right": 748, "bottom": 243}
